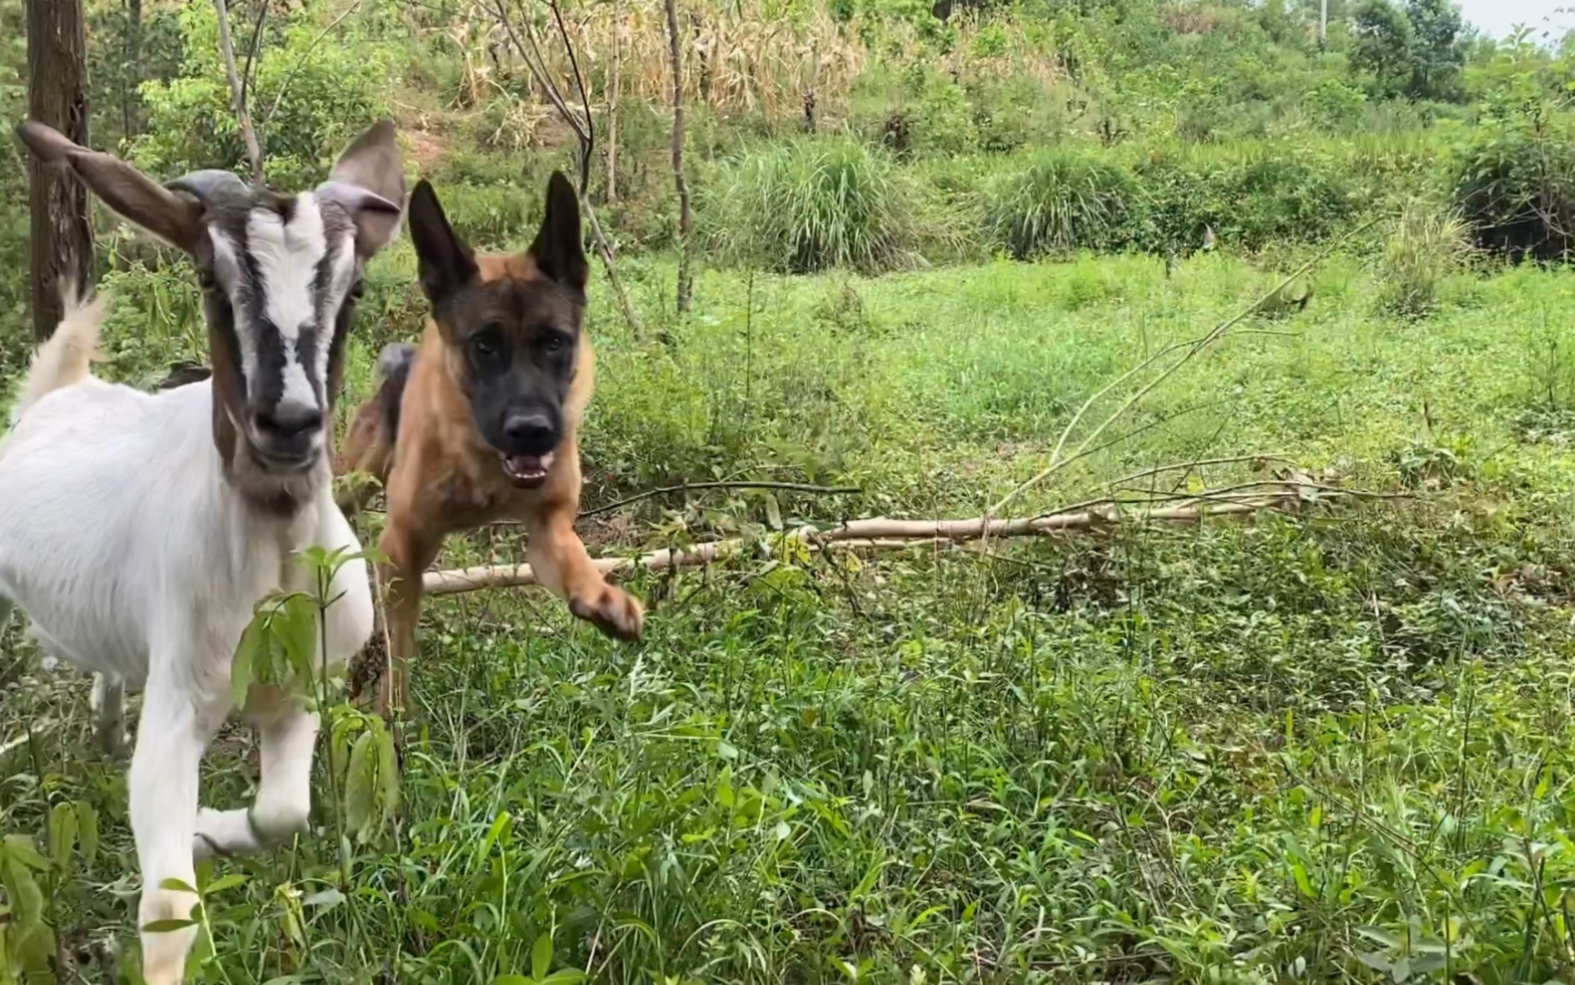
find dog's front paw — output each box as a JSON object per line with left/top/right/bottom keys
{"left": 569, "top": 583, "right": 644, "bottom": 642}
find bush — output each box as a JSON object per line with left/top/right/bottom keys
{"left": 1374, "top": 198, "right": 1472, "bottom": 317}
{"left": 135, "top": 1, "right": 394, "bottom": 188}
{"left": 706, "top": 137, "right": 918, "bottom": 274}
{"left": 1133, "top": 142, "right": 1363, "bottom": 253}
{"left": 980, "top": 147, "right": 1136, "bottom": 259}
{"left": 1450, "top": 102, "right": 1575, "bottom": 262}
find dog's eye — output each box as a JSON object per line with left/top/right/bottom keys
{"left": 542, "top": 332, "right": 568, "bottom": 354}
{"left": 472, "top": 331, "right": 500, "bottom": 357}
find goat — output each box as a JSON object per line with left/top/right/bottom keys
{"left": 1, "top": 120, "right": 404, "bottom": 985}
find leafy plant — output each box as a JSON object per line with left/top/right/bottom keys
{"left": 706, "top": 137, "right": 918, "bottom": 274}
{"left": 980, "top": 146, "right": 1136, "bottom": 258}
{"left": 1374, "top": 198, "right": 1472, "bottom": 316}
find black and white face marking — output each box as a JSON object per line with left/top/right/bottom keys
{"left": 203, "top": 192, "right": 361, "bottom": 470}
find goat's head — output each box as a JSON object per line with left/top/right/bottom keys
{"left": 15, "top": 120, "right": 405, "bottom": 510}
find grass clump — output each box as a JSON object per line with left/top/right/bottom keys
{"left": 707, "top": 137, "right": 918, "bottom": 274}
{"left": 1375, "top": 199, "right": 1472, "bottom": 317}
{"left": 981, "top": 147, "right": 1136, "bottom": 259}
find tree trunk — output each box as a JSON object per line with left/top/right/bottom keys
{"left": 26, "top": 0, "right": 95, "bottom": 343}
{"left": 664, "top": 0, "right": 692, "bottom": 316}
{"left": 122, "top": 0, "right": 143, "bottom": 138}
{"left": 606, "top": 0, "right": 620, "bottom": 204}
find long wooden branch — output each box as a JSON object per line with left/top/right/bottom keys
{"left": 421, "top": 484, "right": 1363, "bottom": 596}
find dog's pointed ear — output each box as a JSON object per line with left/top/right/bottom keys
{"left": 319, "top": 119, "right": 405, "bottom": 258}
{"left": 527, "top": 171, "right": 587, "bottom": 292}
{"left": 407, "top": 179, "right": 476, "bottom": 305}
{"left": 15, "top": 121, "right": 204, "bottom": 251}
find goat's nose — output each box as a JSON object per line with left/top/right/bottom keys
{"left": 254, "top": 401, "right": 323, "bottom": 440}
{"left": 502, "top": 411, "right": 555, "bottom": 451}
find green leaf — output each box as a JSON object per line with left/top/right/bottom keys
{"left": 277, "top": 595, "right": 320, "bottom": 681}
{"left": 542, "top": 972, "right": 587, "bottom": 985}
{"left": 344, "top": 730, "right": 376, "bottom": 840}
{"left": 491, "top": 977, "right": 533, "bottom": 985}
{"left": 302, "top": 888, "right": 344, "bottom": 910}
{"left": 232, "top": 620, "right": 259, "bottom": 709}
{"left": 2, "top": 835, "right": 47, "bottom": 871}
{"left": 159, "top": 877, "right": 199, "bottom": 894}
{"left": 763, "top": 492, "right": 783, "bottom": 531}
{"left": 531, "top": 931, "right": 554, "bottom": 982}
{"left": 377, "top": 725, "right": 401, "bottom": 820}
{"left": 48, "top": 802, "right": 77, "bottom": 875}
{"left": 75, "top": 801, "right": 98, "bottom": 863}
{"left": 202, "top": 873, "right": 250, "bottom": 896}
{"left": 142, "top": 918, "right": 197, "bottom": 933}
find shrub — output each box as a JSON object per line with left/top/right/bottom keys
{"left": 980, "top": 147, "right": 1136, "bottom": 259}
{"left": 1450, "top": 102, "right": 1575, "bottom": 262}
{"left": 1374, "top": 198, "right": 1472, "bottom": 317}
{"left": 706, "top": 137, "right": 918, "bottom": 274}
{"left": 135, "top": 1, "right": 394, "bottom": 188}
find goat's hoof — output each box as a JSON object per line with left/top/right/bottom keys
{"left": 570, "top": 584, "right": 644, "bottom": 642}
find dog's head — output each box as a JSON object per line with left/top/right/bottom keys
{"left": 408, "top": 173, "right": 587, "bottom": 490}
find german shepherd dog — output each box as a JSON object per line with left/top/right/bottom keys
{"left": 337, "top": 172, "right": 643, "bottom": 714}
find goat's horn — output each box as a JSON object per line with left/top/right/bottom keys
{"left": 166, "top": 169, "right": 250, "bottom": 206}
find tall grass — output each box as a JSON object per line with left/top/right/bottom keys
{"left": 706, "top": 137, "right": 918, "bottom": 274}
{"left": 980, "top": 147, "right": 1136, "bottom": 258}
{"left": 1375, "top": 198, "right": 1473, "bottom": 317}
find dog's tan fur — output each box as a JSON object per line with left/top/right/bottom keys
{"left": 338, "top": 251, "right": 642, "bottom": 715}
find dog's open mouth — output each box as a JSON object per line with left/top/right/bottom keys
{"left": 501, "top": 451, "right": 555, "bottom": 488}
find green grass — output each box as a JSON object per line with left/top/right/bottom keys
{"left": 9, "top": 252, "right": 1575, "bottom": 983}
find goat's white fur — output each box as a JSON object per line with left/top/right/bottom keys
{"left": 0, "top": 290, "right": 373, "bottom": 985}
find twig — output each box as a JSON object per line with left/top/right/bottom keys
{"left": 213, "top": 0, "right": 265, "bottom": 184}
{"left": 261, "top": 0, "right": 364, "bottom": 130}
{"left": 489, "top": 0, "right": 646, "bottom": 342}
{"left": 581, "top": 481, "right": 860, "bottom": 519}
{"left": 984, "top": 220, "right": 1379, "bottom": 524}
{"left": 421, "top": 488, "right": 1362, "bottom": 596}
{"left": 240, "top": 0, "right": 269, "bottom": 112}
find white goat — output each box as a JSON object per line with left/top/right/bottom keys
{"left": 1, "top": 120, "right": 404, "bottom": 985}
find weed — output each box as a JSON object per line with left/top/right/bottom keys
{"left": 1374, "top": 198, "right": 1472, "bottom": 317}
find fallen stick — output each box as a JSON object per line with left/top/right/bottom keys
{"left": 422, "top": 488, "right": 1338, "bottom": 596}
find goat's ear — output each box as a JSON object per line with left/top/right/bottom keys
{"left": 15, "top": 121, "right": 203, "bottom": 251}
{"left": 527, "top": 171, "right": 587, "bottom": 292}
{"left": 407, "top": 179, "right": 476, "bottom": 304}
{"left": 319, "top": 119, "right": 405, "bottom": 258}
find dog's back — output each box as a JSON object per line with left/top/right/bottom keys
{"left": 335, "top": 341, "right": 416, "bottom": 511}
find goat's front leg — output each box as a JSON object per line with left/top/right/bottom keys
{"left": 130, "top": 671, "right": 222, "bottom": 985}
{"left": 193, "top": 687, "right": 317, "bottom": 859}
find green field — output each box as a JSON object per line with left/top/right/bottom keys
{"left": 11, "top": 247, "right": 1575, "bottom": 982}
{"left": 8, "top": 0, "right": 1575, "bottom": 981}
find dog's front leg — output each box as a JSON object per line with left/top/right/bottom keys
{"left": 377, "top": 520, "right": 440, "bottom": 717}
{"left": 526, "top": 499, "right": 643, "bottom": 642}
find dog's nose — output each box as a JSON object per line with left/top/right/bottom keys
{"left": 502, "top": 411, "right": 555, "bottom": 451}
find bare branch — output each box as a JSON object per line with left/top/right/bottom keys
{"left": 422, "top": 482, "right": 1381, "bottom": 596}
{"left": 581, "top": 481, "right": 861, "bottom": 519}
{"left": 213, "top": 0, "right": 264, "bottom": 184}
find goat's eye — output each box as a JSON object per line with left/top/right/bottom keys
{"left": 349, "top": 280, "right": 366, "bottom": 300}
{"left": 197, "top": 270, "right": 217, "bottom": 291}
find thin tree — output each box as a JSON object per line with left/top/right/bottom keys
{"left": 213, "top": 0, "right": 265, "bottom": 184}
{"left": 122, "top": 0, "right": 143, "bottom": 137}
{"left": 664, "top": 0, "right": 693, "bottom": 314}
{"left": 25, "top": 0, "right": 95, "bottom": 342}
